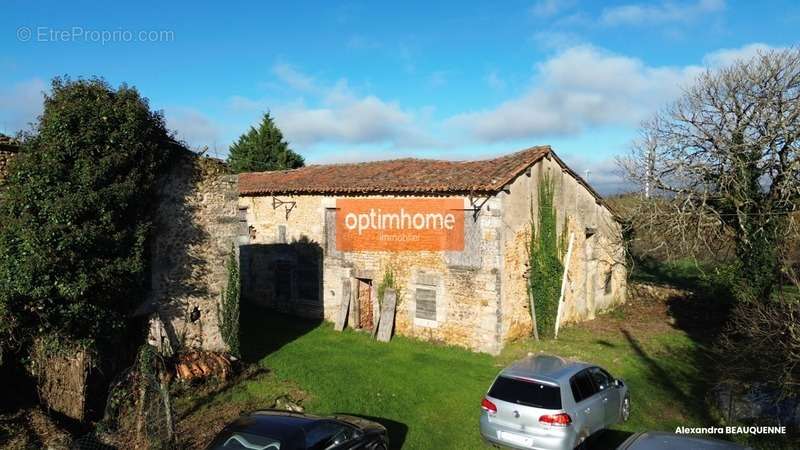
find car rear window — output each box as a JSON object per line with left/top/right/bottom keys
{"left": 488, "top": 376, "right": 562, "bottom": 409}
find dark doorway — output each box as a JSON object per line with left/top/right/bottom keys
{"left": 357, "top": 278, "right": 373, "bottom": 330}
{"left": 239, "top": 240, "right": 324, "bottom": 319}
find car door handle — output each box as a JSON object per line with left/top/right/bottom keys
{"left": 603, "top": 398, "right": 609, "bottom": 403}
{"left": 584, "top": 408, "right": 591, "bottom": 414}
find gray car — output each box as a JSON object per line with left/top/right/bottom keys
{"left": 617, "top": 432, "right": 752, "bottom": 450}
{"left": 480, "top": 355, "right": 630, "bottom": 450}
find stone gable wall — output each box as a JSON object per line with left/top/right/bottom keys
{"left": 146, "top": 151, "right": 240, "bottom": 353}
{"left": 499, "top": 156, "right": 627, "bottom": 342}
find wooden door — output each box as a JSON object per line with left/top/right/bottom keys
{"left": 357, "top": 279, "right": 373, "bottom": 330}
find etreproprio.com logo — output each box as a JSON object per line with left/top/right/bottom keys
{"left": 17, "top": 26, "right": 174, "bottom": 44}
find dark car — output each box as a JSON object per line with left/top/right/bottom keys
{"left": 617, "top": 432, "right": 752, "bottom": 450}
{"left": 205, "top": 410, "right": 389, "bottom": 450}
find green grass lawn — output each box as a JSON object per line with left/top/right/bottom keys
{"left": 224, "top": 296, "right": 717, "bottom": 450}
{"left": 175, "top": 278, "right": 795, "bottom": 450}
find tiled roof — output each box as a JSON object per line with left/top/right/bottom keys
{"left": 239, "top": 146, "right": 552, "bottom": 196}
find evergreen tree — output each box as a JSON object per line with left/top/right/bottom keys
{"left": 227, "top": 113, "right": 304, "bottom": 173}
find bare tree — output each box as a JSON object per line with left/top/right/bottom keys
{"left": 620, "top": 48, "right": 800, "bottom": 302}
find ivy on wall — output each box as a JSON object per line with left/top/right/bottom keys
{"left": 219, "top": 245, "right": 241, "bottom": 357}
{"left": 377, "top": 267, "right": 398, "bottom": 310}
{"left": 528, "top": 172, "right": 565, "bottom": 340}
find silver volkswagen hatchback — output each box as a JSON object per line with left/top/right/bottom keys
{"left": 480, "top": 355, "right": 630, "bottom": 450}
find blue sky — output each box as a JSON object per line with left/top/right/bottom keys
{"left": 1, "top": 0, "right": 798, "bottom": 192}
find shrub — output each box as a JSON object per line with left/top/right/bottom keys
{"left": 715, "top": 300, "right": 800, "bottom": 398}
{"left": 0, "top": 77, "right": 173, "bottom": 356}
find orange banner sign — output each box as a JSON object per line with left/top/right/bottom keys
{"left": 335, "top": 198, "right": 465, "bottom": 252}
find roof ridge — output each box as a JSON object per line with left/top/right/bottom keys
{"left": 249, "top": 145, "right": 552, "bottom": 174}
{"left": 237, "top": 145, "right": 553, "bottom": 196}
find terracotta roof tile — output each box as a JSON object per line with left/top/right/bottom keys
{"left": 239, "top": 146, "right": 551, "bottom": 196}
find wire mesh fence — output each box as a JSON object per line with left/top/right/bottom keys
{"left": 72, "top": 345, "right": 175, "bottom": 450}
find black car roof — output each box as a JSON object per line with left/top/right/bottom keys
{"left": 223, "top": 411, "right": 323, "bottom": 444}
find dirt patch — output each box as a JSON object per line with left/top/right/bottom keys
{"left": 0, "top": 407, "right": 74, "bottom": 450}
{"left": 577, "top": 282, "right": 690, "bottom": 338}
{"left": 176, "top": 396, "right": 259, "bottom": 449}
{"left": 174, "top": 366, "right": 308, "bottom": 449}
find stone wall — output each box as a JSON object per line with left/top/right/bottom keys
{"left": 145, "top": 150, "right": 240, "bottom": 353}
{"left": 239, "top": 160, "right": 627, "bottom": 354}
{"left": 239, "top": 194, "right": 504, "bottom": 353}
{"left": 499, "top": 156, "right": 627, "bottom": 342}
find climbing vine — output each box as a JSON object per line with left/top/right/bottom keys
{"left": 377, "top": 267, "right": 399, "bottom": 310}
{"left": 219, "top": 245, "right": 241, "bottom": 357}
{"left": 527, "top": 173, "right": 564, "bottom": 340}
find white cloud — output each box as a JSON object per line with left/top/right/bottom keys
{"left": 275, "top": 95, "right": 414, "bottom": 146}
{"left": 447, "top": 45, "right": 704, "bottom": 142}
{"left": 486, "top": 71, "right": 506, "bottom": 90}
{"left": 703, "top": 43, "right": 781, "bottom": 67}
{"left": 272, "top": 63, "right": 318, "bottom": 93}
{"left": 600, "top": 0, "right": 725, "bottom": 27}
{"left": 227, "top": 95, "right": 269, "bottom": 113}
{"left": 530, "top": 0, "right": 576, "bottom": 18}
{"left": 231, "top": 66, "right": 433, "bottom": 148}
{"left": 560, "top": 154, "right": 632, "bottom": 194}
{"left": 532, "top": 30, "right": 584, "bottom": 50}
{"left": 0, "top": 78, "right": 46, "bottom": 134}
{"left": 165, "top": 107, "right": 221, "bottom": 149}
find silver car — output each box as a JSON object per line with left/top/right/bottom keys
{"left": 617, "top": 432, "right": 752, "bottom": 450}
{"left": 480, "top": 355, "right": 630, "bottom": 450}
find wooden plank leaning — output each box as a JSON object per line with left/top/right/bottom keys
{"left": 334, "top": 278, "right": 351, "bottom": 331}
{"left": 376, "top": 288, "right": 397, "bottom": 342}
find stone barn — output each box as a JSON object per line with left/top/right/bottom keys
{"left": 237, "top": 146, "right": 627, "bottom": 354}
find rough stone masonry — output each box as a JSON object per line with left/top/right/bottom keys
{"left": 237, "top": 146, "right": 627, "bottom": 354}
{"left": 144, "top": 150, "right": 241, "bottom": 354}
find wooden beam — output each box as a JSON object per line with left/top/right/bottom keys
{"left": 376, "top": 289, "right": 397, "bottom": 342}
{"left": 371, "top": 284, "right": 380, "bottom": 338}
{"left": 334, "top": 278, "right": 351, "bottom": 331}
{"left": 349, "top": 278, "right": 359, "bottom": 329}
{"left": 554, "top": 232, "right": 575, "bottom": 339}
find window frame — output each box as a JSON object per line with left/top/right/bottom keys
{"left": 411, "top": 271, "right": 443, "bottom": 328}
{"left": 414, "top": 287, "right": 437, "bottom": 322}
{"left": 588, "top": 366, "right": 614, "bottom": 392}
{"left": 570, "top": 369, "right": 599, "bottom": 403}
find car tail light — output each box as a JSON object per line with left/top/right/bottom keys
{"left": 481, "top": 398, "right": 497, "bottom": 415}
{"left": 539, "top": 413, "right": 572, "bottom": 426}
